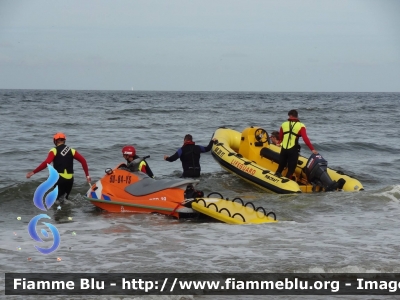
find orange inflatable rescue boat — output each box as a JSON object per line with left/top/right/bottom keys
{"left": 84, "top": 158, "right": 277, "bottom": 224}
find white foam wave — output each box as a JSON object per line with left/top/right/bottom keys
{"left": 376, "top": 185, "right": 400, "bottom": 202}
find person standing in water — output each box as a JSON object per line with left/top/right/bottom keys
{"left": 26, "top": 132, "right": 91, "bottom": 202}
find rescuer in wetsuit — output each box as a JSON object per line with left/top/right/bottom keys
{"left": 163, "top": 134, "right": 216, "bottom": 178}
{"left": 275, "top": 109, "right": 318, "bottom": 180}
{"left": 121, "top": 145, "right": 154, "bottom": 178}
{"left": 26, "top": 132, "right": 91, "bottom": 202}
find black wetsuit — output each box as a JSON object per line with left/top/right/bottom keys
{"left": 166, "top": 140, "right": 213, "bottom": 178}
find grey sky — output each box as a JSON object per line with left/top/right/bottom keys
{"left": 0, "top": 0, "right": 399, "bottom": 92}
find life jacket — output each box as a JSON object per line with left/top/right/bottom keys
{"left": 127, "top": 156, "right": 154, "bottom": 178}
{"left": 138, "top": 160, "right": 154, "bottom": 178}
{"left": 281, "top": 120, "right": 305, "bottom": 150}
{"left": 51, "top": 144, "right": 75, "bottom": 179}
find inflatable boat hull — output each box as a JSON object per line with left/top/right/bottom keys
{"left": 211, "top": 127, "right": 363, "bottom": 194}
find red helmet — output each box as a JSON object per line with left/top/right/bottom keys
{"left": 122, "top": 145, "right": 136, "bottom": 157}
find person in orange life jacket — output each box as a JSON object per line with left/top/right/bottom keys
{"left": 122, "top": 145, "right": 154, "bottom": 178}
{"left": 26, "top": 132, "right": 91, "bottom": 202}
{"left": 164, "top": 134, "right": 216, "bottom": 178}
{"left": 275, "top": 109, "right": 318, "bottom": 180}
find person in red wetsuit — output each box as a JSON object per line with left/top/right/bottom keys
{"left": 275, "top": 109, "right": 318, "bottom": 180}
{"left": 26, "top": 132, "right": 91, "bottom": 202}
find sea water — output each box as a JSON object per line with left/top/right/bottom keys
{"left": 1, "top": 90, "right": 400, "bottom": 299}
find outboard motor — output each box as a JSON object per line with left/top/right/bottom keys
{"left": 304, "top": 153, "right": 339, "bottom": 192}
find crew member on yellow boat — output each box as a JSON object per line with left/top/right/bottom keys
{"left": 275, "top": 110, "right": 318, "bottom": 180}
{"left": 270, "top": 131, "right": 281, "bottom": 146}
{"left": 122, "top": 145, "right": 154, "bottom": 178}
{"left": 26, "top": 132, "right": 91, "bottom": 202}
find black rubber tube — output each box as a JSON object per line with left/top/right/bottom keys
{"left": 207, "top": 203, "right": 218, "bottom": 211}
{"left": 231, "top": 197, "right": 244, "bottom": 205}
{"left": 266, "top": 212, "right": 277, "bottom": 221}
{"left": 256, "top": 207, "right": 267, "bottom": 216}
{"left": 207, "top": 192, "right": 224, "bottom": 199}
{"left": 219, "top": 208, "right": 231, "bottom": 217}
{"left": 196, "top": 199, "right": 206, "bottom": 206}
{"left": 232, "top": 213, "right": 245, "bottom": 222}
{"left": 245, "top": 202, "right": 256, "bottom": 210}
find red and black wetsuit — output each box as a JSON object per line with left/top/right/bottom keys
{"left": 275, "top": 117, "right": 315, "bottom": 179}
{"left": 32, "top": 144, "right": 89, "bottom": 200}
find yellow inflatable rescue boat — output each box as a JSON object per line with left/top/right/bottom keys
{"left": 211, "top": 127, "right": 363, "bottom": 194}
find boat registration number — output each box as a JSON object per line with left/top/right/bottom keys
{"left": 109, "top": 175, "right": 132, "bottom": 184}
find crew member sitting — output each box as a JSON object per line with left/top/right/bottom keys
{"left": 122, "top": 145, "right": 154, "bottom": 178}
{"left": 270, "top": 131, "right": 281, "bottom": 146}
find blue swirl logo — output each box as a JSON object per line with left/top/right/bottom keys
{"left": 28, "top": 164, "right": 61, "bottom": 254}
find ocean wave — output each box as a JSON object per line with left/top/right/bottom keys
{"left": 376, "top": 185, "right": 400, "bottom": 202}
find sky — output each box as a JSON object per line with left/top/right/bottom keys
{"left": 0, "top": 0, "right": 399, "bottom": 92}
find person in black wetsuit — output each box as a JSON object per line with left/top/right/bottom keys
{"left": 164, "top": 134, "right": 216, "bottom": 178}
